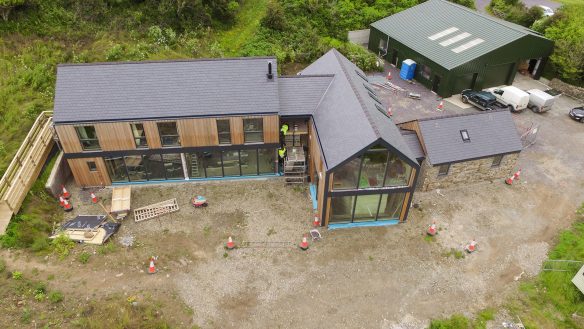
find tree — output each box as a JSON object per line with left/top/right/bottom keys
{"left": 448, "top": 0, "right": 475, "bottom": 9}
{"left": 0, "top": 0, "right": 25, "bottom": 21}
{"left": 261, "top": 0, "right": 286, "bottom": 31}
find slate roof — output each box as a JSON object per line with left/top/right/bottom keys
{"left": 417, "top": 110, "right": 522, "bottom": 165}
{"left": 301, "top": 49, "right": 418, "bottom": 170}
{"left": 53, "top": 57, "right": 279, "bottom": 124}
{"left": 371, "top": 0, "right": 551, "bottom": 70}
{"left": 401, "top": 131, "right": 425, "bottom": 160}
{"left": 278, "top": 75, "right": 334, "bottom": 116}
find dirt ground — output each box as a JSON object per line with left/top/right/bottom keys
{"left": 2, "top": 76, "right": 584, "bottom": 328}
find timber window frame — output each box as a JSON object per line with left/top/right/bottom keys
{"left": 131, "top": 123, "right": 148, "bottom": 148}
{"left": 438, "top": 164, "right": 450, "bottom": 176}
{"left": 216, "top": 119, "right": 231, "bottom": 145}
{"left": 491, "top": 154, "right": 504, "bottom": 167}
{"left": 87, "top": 161, "right": 97, "bottom": 172}
{"left": 157, "top": 122, "right": 180, "bottom": 147}
{"left": 243, "top": 118, "right": 263, "bottom": 143}
{"left": 75, "top": 126, "right": 101, "bottom": 151}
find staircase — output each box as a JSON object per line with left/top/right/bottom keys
{"left": 190, "top": 153, "right": 200, "bottom": 177}
{"left": 284, "top": 147, "right": 308, "bottom": 184}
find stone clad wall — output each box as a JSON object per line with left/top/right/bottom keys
{"left": 420, "top": 153, "right": 519, "bottom": 191}
{"left": 549, "top": 79, "right": 584, "bottom": 101}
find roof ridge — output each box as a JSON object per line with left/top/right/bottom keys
{"left": 58, "top": 56, "right": 278, "bottom": 68}
{"left": 279, "top": 74, "right": 335, "bottom": 78}
{"left": 417, "top": 108, "right": 509, "bottom": 122}
{"left": 331, "top": 49, "right": 381, "bottom": 139}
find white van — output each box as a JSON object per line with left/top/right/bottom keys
{"left": 526, "top": 89, "right": 555, "bottom": 113}
{"left": 486, "top": 86, "right": 530, "bottom": 113}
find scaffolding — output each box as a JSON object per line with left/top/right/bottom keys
{"left": 284, "top": 147, "right": 307, "bottom": 184}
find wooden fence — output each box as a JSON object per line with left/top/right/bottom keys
{"left": 0, "top": 111, "right": 55, "bottom": 234}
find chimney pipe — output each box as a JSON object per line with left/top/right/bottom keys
{"left": 267, "top": 61, "right": 273, "bottom": 80}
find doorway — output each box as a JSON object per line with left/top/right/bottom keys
{"left": 391, "top": 50, "right": 398, "bottom": 66}
{"left": 432, "top": 75, "right": 441, "bottom": 93}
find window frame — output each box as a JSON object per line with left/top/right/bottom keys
{"left": 157, "top": 122, "right": 180, "bottom": 147}
{"left": 131, "top": 123, "right": 148, "bottom": 148}
{"left": 216, "top": 119, "right": 231, "bottom": 145}
{"left": 87, "top": 161, "right": 97, "bottom": 172}
{"left": 75, "top": 125, "right": 101, "bottom": 151}
{"left": 243, "top": 118, "right": 264, "bottom": 144}
{"left": 491, "top": 154, "right": 504, "bottom": 167}
{"left": 438, "top": 164, "right": 450, "bottom": 176}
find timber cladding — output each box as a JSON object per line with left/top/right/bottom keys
{"left": 54, "top": 125, "right": 82, "bottom": 153}
{"left": 263, "top": 115, "right": 279, "bottom": 143}
{"left": 142, "top": 121, "right": 162, "bottom": 149}
{"left": 95, "top": 122, "right": 136, "bottom": 151}
{"left": 177, "top": 118, "right": 219, "bottom": 147}
{"left": 230, "top": 117, "right": 244, "bottom": 145}
{"left": 67, "top": 157, "right": 111, "bottom": 186}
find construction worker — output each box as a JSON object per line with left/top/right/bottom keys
{"left": 278, "top": 145, "right": 287, "bottom": 171}
{"left": 280, "top": 123, "right": 289, "bottom": 136}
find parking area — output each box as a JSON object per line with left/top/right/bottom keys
{"left": 2, "top": 76, "right": 584, "bottom": 328}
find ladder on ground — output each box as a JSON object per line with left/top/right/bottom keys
{"left": 0, "top": 111, "right": 55, "bottom": 234}
{"left": 284, "top": 147, "right": 307, "bottom": 184}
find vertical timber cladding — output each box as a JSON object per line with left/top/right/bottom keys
{"left": 94, "top": 122, "right": 136, "bottom": 151}
{"left": 54, "top": 125, "right": 83, "bottom": 153}
{"left": 263, "top": 115, "right": 280, "bottom": 143}
{"left": 177, "top": 118, "right": 219, "bottom": 147}
{"left": 67, "top": 157, "right": 111, "bottom": 186}
{"left": 307, "top": 119, "right": 328, "bottom": 222}
{"left": 142, "top": 121, "right": 162, "bottom": 149}
{"left": 230, "top": 117, "right": 244, "bottom": 145}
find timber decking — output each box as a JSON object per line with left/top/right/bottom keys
{"left": 0, "top": 112, "right": 55, "bottom": 234}
{"left": 133, "top": 198, "right": 179, "bottom": 222}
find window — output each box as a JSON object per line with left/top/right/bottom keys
{"left": 222, "top": 150, "right": 241, "bottom": 176}
{"left": 420, "top": 65, "right": 432, "bottom": 80}
{"left": 162, "top": 153, "right": 184, "bottom": 179}
{"left": 330, "top": 196, "right": 355, "bottom": 223}
{"left": 460, "top": 129, "right": 470, "bottom": 142}
{"left": 104, "top": 157, "right": 128, "bottom": 182}
{"left": 332, "top": 157, "right": 361, "bottom": 189}
{"left": 157, "top": 122, "right": 180, "bottom": 147}
{"left": 258, "top": 148, "right": 276, "bottom": 174}
{"left": 87, "top": 161, "right": 97, "bottom": 172}
{"left": 438, "top": 164, "right": 450, "bottom": 176}
{"left": 360, "top": 148, "right": 388, "bottom": 188}
{"left": 243, "top": 118, "right": 263, "bottom": 143}
{"left": 75, "top": 126, "right": 100, "bottom": 151}
{"left": 131, "top": 123, "right": 148, "bottom": 148}
{"left": 217, "top": 119, "right": 231, "bottom": 145}
{"left": 240, "top": 149, "right": 258, "bottom": 176}
{"left": 353, "top": 195, "right": 381, "bottom": 222}
{"left": 384, "top": 154, "right": 412, "bottom": 187}
{"left": 378, "top": 38, "right": 387, "bottom": 50}
{"left": 143, "top": 154, "right": 165, "bottom": 180}
{"left": 492, "top": 155, "right": 504, "bottom": 167}
{"left": 124, "top": 155, "right": 147, "bottom": 181}
{"left": 202, "top": 151, "right": 223, "bottom": 177}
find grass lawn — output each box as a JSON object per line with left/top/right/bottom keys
{"left": 215, "top": 0, "right": 268, "bottom": 57}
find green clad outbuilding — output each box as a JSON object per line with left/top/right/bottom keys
{"left": 368, "top": 0, "right": 554, "bottom": 97}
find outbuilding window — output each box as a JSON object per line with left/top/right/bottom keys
{"left": 87, "top": 161, "right": 97, "bottom": 172}
{"left": 438, "top": 164, "right": 450, "bottom": 176}
{"left": 75, "top": 126, "right": 100, "bottom": 151}
{"left": 420, "top": 65, "right": 432, "bottom": 80}
{"left": 157, "top": 122, "right": 180, "bottom": 147}
{"left": 492, "top": 155, "right": 504, "bottom": 167}
{"left": 243, "top": 118, "right": 263, "bottom": 143}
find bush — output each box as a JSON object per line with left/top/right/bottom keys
{"left": 78, "top": 251, "right": 91, "bottom": 264}
{"left": 12, "top": 271, "right": 23, "bottom": 280}
{"left": 261, "top": 0, "right": 286, "bottom": 31}
{"left": 52, "top": 233, "right": 75, "bottom": 259}
{"left": 48, "top": 291, "right": 64, "bottom": 303}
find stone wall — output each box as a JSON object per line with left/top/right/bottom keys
{"left": 549, "top": 78, "right": 584, "bottom": 101}
{"left": 419, "top": 153, "right": 519, "bottom": 191}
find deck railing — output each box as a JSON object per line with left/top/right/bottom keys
{"left": 0, "top": 111, "right": 55, "bottom": 233}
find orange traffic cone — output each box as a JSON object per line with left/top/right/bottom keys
{"left": 427, "top": 221, "right": 437, "bottom": 236}
{"left": 63, "top": 199, "right": 73, "bottom": 212}
{"left": 387, "top": 106, "right": 393, "bottom": 117}
{"left": 312, "top": 214, "right": 320, "bottom": 227}
{"left": 299, "top": 235, "right": 309, "bottom": 251}
{"left": 505, "top": 172, "right": 517, "bottom": 185}
{"left": 437, "top": 100, "right": 444, "bottom": 111}
{"left": 59, "top": 196, "right": 65, "bottom": 207}
{"left": 90, "top": 192, "right": 98, "bottom": 204}
{"left": 148, "top": 257, "right": 156, "bottom": 274}
{"left": 61, "top": 185, "right": 70, "bottom": 199}
{"left": 513, "top": 169, "right": 522, "bottom": 180}
{"left": 465, "top": 239, "right": 477, "bottom": 253}
{"left": 226, "top": 236, "right": 235, "bottom": 250}
{"left": 386, "top": 71, "right": 392, "bottom": 80}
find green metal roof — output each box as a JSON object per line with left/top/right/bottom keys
{"left": 371, "top": 0, "right": 552, "bottom": 70}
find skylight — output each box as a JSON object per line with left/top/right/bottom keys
{"left": 375, "top": 103, "right": 392, "bottom": 119}
{"left": 368, "top": 91, "right": 382, "bottom": 105}
{"left": 363, "top": 83, "right": 376, "bottom": 95}
{"left": 439, "top": 32, "right": 471, "bottom": 47}
{"left": 428, "top": 27, "right": 459, "bottom": 41}
{"left": 355, "top": 70, "right": 368, "bottom": 82}
{"left": 452, "top": 38, "right": 485, "bottom": 53}
{"left": 460, "top": 129, "right": 470, "bottom": 142}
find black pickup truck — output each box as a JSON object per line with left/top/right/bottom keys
{"left": 461, "top": 89, "right": 498, "bottom": 111}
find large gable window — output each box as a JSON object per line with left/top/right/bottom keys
{"left": 157, "top": 122, "right": 180, "bottom": 147}
{"left": 75, "top": 126, "right": 100, "bottom": 151}
{"left": 243, "top": 118, "right": 263, "bottom": 143}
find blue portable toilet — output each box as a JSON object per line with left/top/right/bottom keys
{"left": 400, "top": 59, "right": 416, "bottom": 80}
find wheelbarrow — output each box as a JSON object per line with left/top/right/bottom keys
{"left": 191, "top": 196, "right": 208, "bottom": 208}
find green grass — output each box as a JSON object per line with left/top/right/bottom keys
{"left": 429, "top": 309, "right": 494, "bottom": 329}
{"left": 216, "top": 0, "right": 268, "bottom": 56}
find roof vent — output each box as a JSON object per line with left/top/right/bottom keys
{"left": 460, "top": 129, "right": 470, "bottom": 142}
{"left": 267, "top": 61, "right": 274, "bottom": 80}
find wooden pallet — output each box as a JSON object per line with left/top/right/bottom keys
{"left": 134, "top": 198, "right": 179, "bottom": 222}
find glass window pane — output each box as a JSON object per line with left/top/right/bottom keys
{"left": 75, "top": 126, "right": 100, "bottom": 151}
{"left": 202, "top": 151, "right": 223, "bottom": 177}
{"left": 258, "top": 148, "right": 276, "bottom": 174}
{"left": 157, "top": 122, "right": 180, "bottom": 147}
{"left": 330, "top": 196, "right": 355, "bottom": 223}
{"left": 378, "top": 193, "right": 406, "bottom": 220}
{"left": 124, "top": 155, "right": 147, "bottom": 181}
{"left": 105, "top": 157, "right": 128, "bottom": 183}
{"left": 222, "top": 150, "right": 240, "bottom": 176}
{"left": 243, "top": 118, "right": 263, "bottom": 143}
{"left": 188, "top": 153, "right": 206, "bottom": 179}
{"left": 359, "top": 149, "right": 388, "bottom": 188}
{"left": 144, "top": 154, "right": 165, "bottom": 180}
{"left": 131, "top": 123, "right": 148, "bottom": 148}
{"left": 384, "top": 154, "right": 412, "bottom": 186}
{"left": 217, "top": 120, "right": 231, "bottom": 145}
{"left": 240, "top": 149, "right": 258, "bottom": 176}
{"left": 162, "top": 153, "right": 184, "bottom": 180}
{"left": 332, "top": 157, "right": 361, "bottom": 190}
{"left": 353, "top": 195, "right": 380, "bottom": 222}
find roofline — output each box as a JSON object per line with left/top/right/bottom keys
{"left": 429, "top": 150, "right": 522, "bottom": 166}
{"left": 279, "top": 74, "right": 335, "bottom": 78}
{"left": 416, "top": 108, "right": 510, "bottom": 122}
{"left": 57, "top": 56, "right": 278, "bottom": 68}
{"left": 53, "top": 111, "right": 279, "bottom": 125}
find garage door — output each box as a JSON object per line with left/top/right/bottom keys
{"left": 483, "top": 63, "right": 514, "bottom": 87}
{"left": 452, "top": 73, "right": 477, "bottom": 94}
